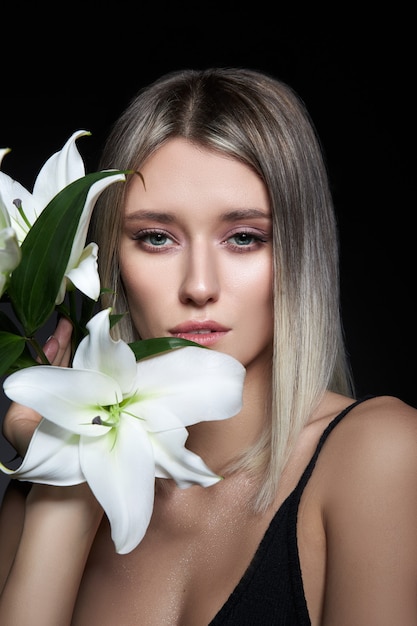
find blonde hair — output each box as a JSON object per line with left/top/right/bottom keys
{"left": 91, "top": 67, "right": 354, "bottom": 510}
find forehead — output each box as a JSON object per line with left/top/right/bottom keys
{"left": 124, "top": 138, "right": 270, "bottom": 215}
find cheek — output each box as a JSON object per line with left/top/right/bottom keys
{"left": 122, "top": 276, "right": 159, "bottom": 338}
{"left": 245, "top": 274, "right": 274, "bottom": 332}
{"left": 119, "top": 256, "right": 151, "bottom": 314}
{"left": 120, "top": 245, "right": 162, "bottom": 299}
{"left": 231, "top": 257, "right": 273, "bottom": 307}
{"left": 228, "top": 257, "right": 274, "bottom": 341}
{"left": 119, "top": 252, "right": 176, "bottom": 337}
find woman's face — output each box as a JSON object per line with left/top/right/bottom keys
{"left": 119, "top": 138, "right": 273, "bottom": 370}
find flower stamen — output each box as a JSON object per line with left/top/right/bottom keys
{"left": 13, "top": 198, "right": 32, "bottom": 230}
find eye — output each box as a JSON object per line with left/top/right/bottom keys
{"left": 225, "top": 230, "right": 268, "bottom": 251}
{"left": 230, "top": 232, "right": 256, "bottom": 246}
{"left": 133, "top": 229, "right": 175, "bottom": 250}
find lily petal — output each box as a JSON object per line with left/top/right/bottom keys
{"left": 55, "top": 171, "right": 125, "bottom": 304}
{"left": 131, "top": 346, "right": 245, "bottom": 431}
{"left": 58, "top": 242, "right": 100, "bottom": 304}
{"left": 152, "top": 428, "right": 221, "bottom": 488}
{"left": 0, "top": 173, "right": 35, "bottom": 242}
{"left": 0, "top": 419, "right": 84, "bottom": 484}
{"left": 0, "top": 228, "right": 21, "bottom": 268}
{"left": 0, "top": 131, "right": 88, "bottom": 244}
{"left": 32, "top": 130, "right": 90, "bottom": 208}
{"left": 3, "top": 366, "right": 123, "bottom": 436}
{"left": 0, "top": 149, "right": 12, "bottom": 231}
{"left": 0, "top": 148, "right": 10, "bottom": 167}
{"left": 73, "top": 308, "right": 137, "bottom": 393}
{"left": 0, "top": 226, "right": 21, "bottom": 296}
{"left": 0, "top": 200, "right": 10, "bottom": 230}
{"left": 80, "top": 413, "right": 155, "bottom": 554}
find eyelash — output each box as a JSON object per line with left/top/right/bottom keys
{"left": 133, "top": 230, "right": 173, "bottom": 249}
{"left": 132, "top": 229, "right": 269, "bottom": 252}
{"left": 224, "top": 231, "right": 268, "bottom": 251}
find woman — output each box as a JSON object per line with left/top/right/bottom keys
{"left": 1, "top": 67, "right": 417, "bottom": 625}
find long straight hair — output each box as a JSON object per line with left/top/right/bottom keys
{"left": 91, "top": 67, "right": 354, "bottom": 510}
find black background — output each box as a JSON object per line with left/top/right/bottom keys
{"left": 0, "top": 6, "right": 415, "bottom": 500}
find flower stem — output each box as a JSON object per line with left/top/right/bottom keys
{"left": 28, "top": 337, "right": 50, "bottom": 364}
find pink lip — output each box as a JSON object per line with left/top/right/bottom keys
{"left": 169, "top": 321, "right": 230, "bottom": 347}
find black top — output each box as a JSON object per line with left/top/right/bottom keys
{"left": 209, "top": 398, "right": 368, "bottom": 625}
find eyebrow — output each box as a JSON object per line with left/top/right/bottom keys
{"left": 220, "top": 209, "right": 270, "bottom": 221}
{"left": 124, "top": 208, "right": 270, "bottom": 222}
{"left": 125, "top": 210, "right": 175, "bottom": 223}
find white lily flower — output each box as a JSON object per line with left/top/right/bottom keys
{"left": 1, "top": 308, "right": 245, "bottom": 554}
{"left": 0, "top": 149, "right": 10, "bottom": 168}
{"left": 0, "top": 226, "right": 21, "bottom": 297}
{"left": 0, "top": 131, "right": 125, "bottom": 303}
{"left": 0, "top": 148, "right": 21, "bottom": 296}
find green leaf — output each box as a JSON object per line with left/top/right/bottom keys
{"left": 0, "top": 311, "right": 35, "bottom": 375}
{"left": 0, "top": 331, "right": 27, "bottom": 377}
{"left": 129, "top": 336, "right": 207, "bottom": 361}
{"left": 7, "top": 170, "right": 126, "bottom": 336}
{"left": 109, "top": 313, "right": 126, "bottom": 329}
{"left": 6, "top": 351, "right": 38, "bottom": 374}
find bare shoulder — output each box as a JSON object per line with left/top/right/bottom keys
{"left": 314, "top": 395, "right": 417, "bottom": 623}
{"left": 308, "top": 394, "right": 417, "bottom": 528}
{"left": 353, "top": 393, "right": 417, "bottom": 422}
{"left": 318, "top": 394, "right": 417, "bottom": 558}
{"left": 320, "top": 394, "right": 417, "bottom": 468}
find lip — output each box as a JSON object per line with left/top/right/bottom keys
{"left": 169, "top": 320, "right": 230, "bottom": 347}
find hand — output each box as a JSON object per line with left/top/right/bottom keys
{"left": 2, "top": 317, "right": 73, "bottom": 457}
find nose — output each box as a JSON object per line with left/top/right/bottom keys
{"left": 179, "top": 243, "right": 220, "bottom": 306}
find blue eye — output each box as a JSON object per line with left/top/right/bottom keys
{"left": 133, "top": 230, "right": 173, "bottom": 247}
{"left": 147, "top": 233, "right": 169, "bottom": 246}
{"left": 231, "top": 233, "right": 255, "bottom": 246}
{"left": 227, "top": 231, "right": 268, "bottom": 248}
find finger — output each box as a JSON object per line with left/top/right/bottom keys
{"left": 42, "top": 335, "right": 60, "bottom": 364}
{"left": 52, "top": 317, "right": 74, "bottom": 366}
{"left": 43, "top": 317, "right": 73, "bottom": 367}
